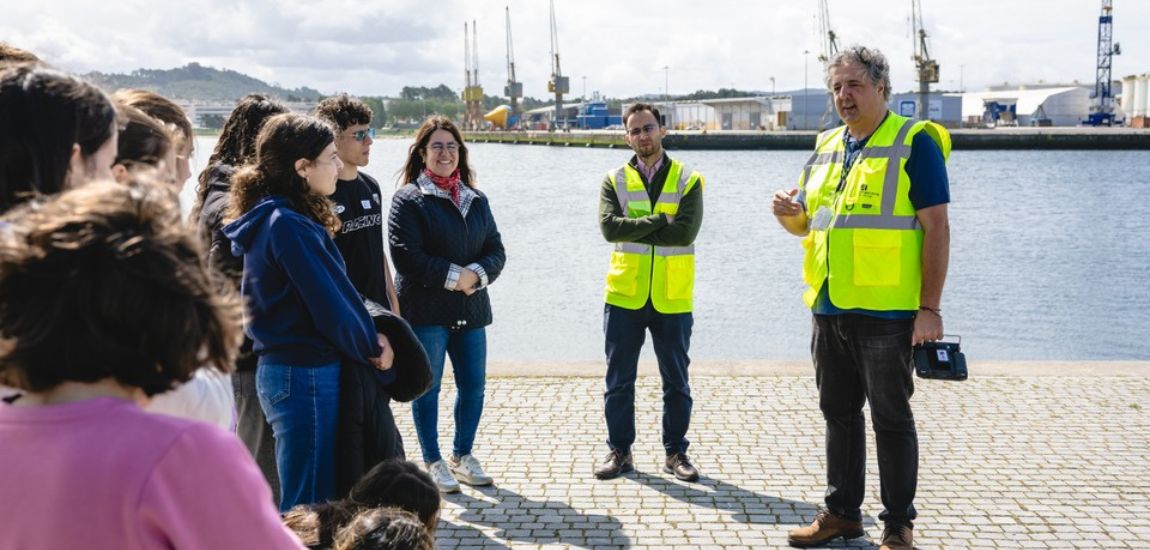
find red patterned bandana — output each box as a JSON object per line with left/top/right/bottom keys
{"left": 424, "top": 168, "right": 462, "bottom": 206}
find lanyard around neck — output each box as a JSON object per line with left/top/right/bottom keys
{"left": 836, "top": 130, "right": 862, "bottom": 193}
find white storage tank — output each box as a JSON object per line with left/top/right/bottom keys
{"left": 1135, "top": 74, "right": 1150, "bottom": 118}
{"left": 1142, "top": 74, "right": 1150, "bottom": 117}
{"left": 1121, "top": 75, "right": 1138, "bottom": 120}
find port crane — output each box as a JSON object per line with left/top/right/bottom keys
{"left": 547, "top": 0, "right": 569, "bottom": 130}
{"left": 816, "top": 0, "right": 840, "bottom": 128}
{"left": 816, "top": 0, "right": 839, "bottom": 65}
{"left": 503, "top": 7, "right": 523, "bottom": 126}
{"left": 1085, "top": 0, "right": 1120, "bottom": 126}
{"left": 462, "top": 20, "right": 483, "bottom": 129}
{"left": 911, "top": 0, "right": 939, "bottom": 120}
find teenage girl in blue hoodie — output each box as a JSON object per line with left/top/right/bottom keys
{"left": 222, "top": 113, "right": 394, "bottom": 511}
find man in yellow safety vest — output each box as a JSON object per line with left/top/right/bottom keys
{"left": 594, "top": 103, "right": 704, "bottom": 483}
{"left": 774, "top": 46, "right": 951, "bottom": 550}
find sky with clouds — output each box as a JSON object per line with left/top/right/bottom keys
{"left": 4, "top": 0, "right": 1147, "bottom": 99}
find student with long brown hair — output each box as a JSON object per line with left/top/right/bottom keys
{"left": 191, "top": 93, "right": 289, "bottom": 495}
{"left": 223, "top": 113, "right": 394, "bottom": 511}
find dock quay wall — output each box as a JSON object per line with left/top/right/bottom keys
{"left": 465, "top": 128, "right": 1150, "bottom": 150}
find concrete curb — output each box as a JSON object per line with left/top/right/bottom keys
{"left": 486, "top": 360, "right": 1150, "bottom": 378}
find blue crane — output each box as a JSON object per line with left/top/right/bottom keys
{"left": 1084, "top": 0, "right": 1121, "bottom": 126}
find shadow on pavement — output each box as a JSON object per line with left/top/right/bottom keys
{"left": 435, "top": 519, "right": 511, "bottom": 549}
{"left": 442, "top": 485, "right": 631, "bottom": 548}
{"left": 628, "top": 469, "right": 878, "bottom": 533}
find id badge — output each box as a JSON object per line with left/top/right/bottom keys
{"left": 810, "top": 207, "right": 832, "bottom": 231}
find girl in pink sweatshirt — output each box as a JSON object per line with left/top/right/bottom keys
{"left": 0, "top": 181, "right": 302, "bottom": 549}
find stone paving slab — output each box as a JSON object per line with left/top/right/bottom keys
{"left": 393, "top": 372, "right": 1150, "bottom": 549}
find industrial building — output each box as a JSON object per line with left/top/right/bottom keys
{"left": 625, "top": 99, "right": 784, "bottom": 131}
{"left": 654, "top": 101, "right": 714, "bottom": 131}
{"left": 888, "top": 92, "right": 963, "bottom": 126}
{"left": 960, "top": 85, "right": 1093, "bottom": 127}
{"left": 787, "top": 89, "right": 839, "bottom": 131}
{"left": 699, "top": 97, "right": 780, "bottom": 130}
{"left": 515, "top": 76, "right": 1144, "bottom": 134}
{"left": 575, "top": 100, "right": 622, "bottom": 130}
{"left": 523, "top": 102, "right": 581, "bottom": 130}
{"left": 176, "top": 100, "right": 317, "bottom": 129}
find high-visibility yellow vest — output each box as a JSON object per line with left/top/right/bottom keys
{"left": 604, "top": 160, "right": 703, "bottom": 313}
{"left": 800, "top": 112, "right": 950, "bottom": 310}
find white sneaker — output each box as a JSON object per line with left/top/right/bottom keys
{"left": 427, "top": 460, "right": 460, "bottom": 493}
{"left": 448, "top": 454, "right": 494, "bottom": 486}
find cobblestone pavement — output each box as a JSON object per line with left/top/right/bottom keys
{"left": 391, "top": 374, "right": 1150, "bottom": 549}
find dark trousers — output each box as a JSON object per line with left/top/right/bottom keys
{"left": 233, "top": 369, "right": 280, "bottom": 504}
{"left": 812, "top": 314, "right": 918, "bottom": 527}
{"left": 604, "top": 301, "right": 693, "bottom": 456}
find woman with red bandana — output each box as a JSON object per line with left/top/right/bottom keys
{"left": 388, "top": 116, "right": 506, "bottom": 493}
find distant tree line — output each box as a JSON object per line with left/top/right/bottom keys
{"left": 678, "top": 88, "right": 758, "bottom": 100}
{"left": 373, "top": 84, "right": 552, "bottom": 125}
{"left": 87, "top": 63, "right": 771, "bottom": 129}
{"left": 86, "top": 62, "right": 323, "bottom": 102}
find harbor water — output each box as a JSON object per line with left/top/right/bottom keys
{"left": 182, "top": 136, "right": 1150, "bottom": 362}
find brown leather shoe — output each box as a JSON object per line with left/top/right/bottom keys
{"left": 879, "top": 524, "right": 913, "bottom": 550}
{"left": 593, "top": 449, "right": 633, "bottom": 479}
{"left": 664, "top": 452, "right": 700, "bottom": 482}
{"left": 787, "top": 509, "right": 865, "bottom": 548}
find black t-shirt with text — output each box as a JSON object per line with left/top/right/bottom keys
{"left": 330, "top": 172, "right": 390, "bottom": 309}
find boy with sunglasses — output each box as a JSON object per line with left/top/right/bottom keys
{"left": 314, "top": 96, "right": 407, "bottom": 490}
{"left": 314, "top": 95, "right": 398, "bottom": 316}
{"left": 595, "top": 103, "right": 705, "bottom": 482}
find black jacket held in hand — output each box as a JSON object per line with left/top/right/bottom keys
{"left": 388, "top": 182, "right": 506, "bottom": 328}
{"left": 336, "top": 362, "right": 404, "bottom": 497}
{"left": 336, "top": 308, "right": 433, "bottom": 497}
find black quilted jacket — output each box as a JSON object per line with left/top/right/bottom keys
{"left": 387, "top": 182, "right": 506, "bottom": 328}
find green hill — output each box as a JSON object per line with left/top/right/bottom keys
{"left": 85, "top": 62, "right": 323, "bottom": 102}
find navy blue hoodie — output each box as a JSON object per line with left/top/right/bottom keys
{"left": 223, "top": 196, "right": 387, "bottom": 374}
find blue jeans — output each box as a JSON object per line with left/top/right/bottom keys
{"left": 410, "top": 326, "right": 487, "bottom": 464}
{"left": 256, "top": 362, "right": 340, "bottom": 512}
{"left": 604, "top": 302, "right": 693, "bottom": 456}
{"left": 812, "top": 314, "right": 918, "bottom": 527}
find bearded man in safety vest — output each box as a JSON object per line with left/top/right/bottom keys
{"left": 594, "top": 103, "right": 704, "bottom": 483}
{"left": 774, "top": 47, "right": 950, "bottom": 550}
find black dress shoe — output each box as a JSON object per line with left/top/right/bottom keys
{"left": 594, "top": 449, "right": 633, "bottom": 479}
{"left": 664, "top": 452, "right": 700, "bottom": 482}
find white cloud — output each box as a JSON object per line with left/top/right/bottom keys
{"left": 2, "top": 0, "right": 1146, "bottom": 98}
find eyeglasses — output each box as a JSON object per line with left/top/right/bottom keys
{"left": 428, "top": 142, "right": 459, "bottom": 153}
{"left": 627, "top": 124, "right": 659, "bottom": 137}
{"left": 349, "top": 128, "right": 376, "bottom": 142}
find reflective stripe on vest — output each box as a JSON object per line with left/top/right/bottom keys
{"left": 615, "top": 242, "right": 695, "bottom": 256}
{"left": 801, "top": 120, "right": 919, "bottom": 231}
{"left": 605, "top": 159, "right": 700, "bottom": 313}
{"left": 612, "top": 164, "right": 694, "bottom": 224}
{"left": 799, "top": 112, "right": 949, "bottom": 311}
